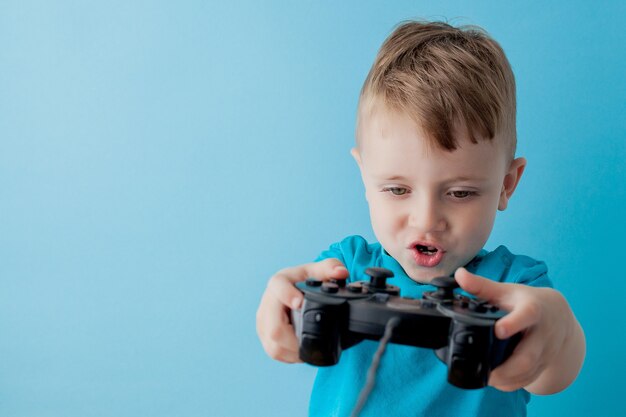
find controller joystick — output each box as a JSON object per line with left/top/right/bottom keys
{"left": 291, "top": 267, "right": 520, "bottom": 389}
{"left": 365, "top": 267, "right": 393, "bottom": 290}
{"left": 361, "top": 267, "right": 400, "bottom": 295}
{"left": 425, "top": 276, "right": 459, "bottom": 302}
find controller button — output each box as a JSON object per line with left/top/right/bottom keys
{"left": 330, "top": 278, "right": 346, "bottom": 288}
{"left": 469, "top": 299, "right": 488, "bottom": 313}
{"left": 347, "top": 282, "right": 363, "bottom": 293}
{"left": 457, "top": 295, "right": 470, "bottom": 308}
{"left": 489, "top": 305, "right": 499, "bottom": 312}
{"left": 321, "top": 282, "right": 339, "bottom": 293}
{"left": 306, "top": 278, "right": 322, "bottom": 287}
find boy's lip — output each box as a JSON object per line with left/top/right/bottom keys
{"left": 406, "top": 240, "right": 445, "bottom": 252}
{"left": 407, "top": 240, "right": 446, "bottom": 267}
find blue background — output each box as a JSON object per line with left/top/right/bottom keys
{"left": 1, "top": 1, "right": 624, "bottom": 416}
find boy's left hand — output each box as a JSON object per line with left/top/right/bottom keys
{"left": 454, "top": 267, "right": 579, "bottom": 393}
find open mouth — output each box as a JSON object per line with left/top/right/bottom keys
{"left": 415, "top": 244, "right": 439, "bottom": 255}
{"left": 410, "top": 242, "right": 445, "bottom": 267}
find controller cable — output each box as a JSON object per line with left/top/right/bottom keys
{"left": 350, "top": 316, "right": 402, "bottom": 417}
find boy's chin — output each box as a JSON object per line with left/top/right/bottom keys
{"left": 404, "top": 265, "right": 455, "bottom": 284}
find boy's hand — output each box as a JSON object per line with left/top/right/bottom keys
{"left": 454, "top": 267, "right": 584, "bottom": 394}
{"left": 256, "top": 258, "right": 349, "bottom": 363}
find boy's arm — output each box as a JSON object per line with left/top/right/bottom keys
{"left": 455, "top": 268, "right": 586, "bottom": 394}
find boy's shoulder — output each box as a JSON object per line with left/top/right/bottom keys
{"left": 314, "top": 235, "right": 384, "bottom": 276}
{"left": 471, "top": 245, "right": 553, "bottom": 288}
{"left": 316, "top": 235, "right": 379, "bottom": 259}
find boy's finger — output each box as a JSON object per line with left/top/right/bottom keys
{"left": 301, "top": 258, "right": 350, "bottom": 282}
{"left": 267, "top": 274, "right": 306, "bottom": 310}
{"left": 268, "top": 258, "right": 349, "bottom": 310}
{"left": 275, "top": 258, "right": 349, "bottom": 285}
{"left": 260, "top": 330, "right": 302, "bottom": 363}
{"left": 264, "top": 324, "right": 302, "bottom": 363}
{"left": 256, "top": 287, "right": 291, "bottom": 337}
{"left": 256, "top": 292, "right": 301, "bottom": 362}
{"left": 454, "top": 267, "right": 510, "bottom": 304}
{"left": 494, "top": 299, "right": 542, "bottom": 339}
{"left": 271, "top": 344, "right": 301, "bottom": 364}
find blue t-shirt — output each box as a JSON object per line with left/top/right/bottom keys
{"left": 309, "top": 235, "right": 552, "bottom": 417}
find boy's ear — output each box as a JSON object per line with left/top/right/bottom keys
{"left": 351, "top": 147, "right": 370, "bottom": 202}
{"left": 350, "top": 147, "right": 362, "bottom": 168}
{"left": 498, "top": 157, "right": 527, "bottom": 211}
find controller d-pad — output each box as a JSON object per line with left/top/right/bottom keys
{"left": 322, "top": 282, "right": 339, "bottom": 293}
{"left": 330, "top": 278, "right": 346, "bottom": 288}
{"left": 305, "top": 278, "right": 322, "bottom": 287}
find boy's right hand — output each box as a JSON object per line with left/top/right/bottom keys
{"left": 256, "top": 258, "right": 349, "bottom": 363}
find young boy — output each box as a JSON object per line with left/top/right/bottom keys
{"left": 256, "top": 21, "right": 585, "bottom": 416}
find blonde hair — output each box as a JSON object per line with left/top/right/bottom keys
{"left": 359, "top": 21, "right": 517, "bottom": 156}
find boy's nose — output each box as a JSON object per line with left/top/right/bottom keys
{"left": 408, "top": 198, "right": 447, "bottom": 233}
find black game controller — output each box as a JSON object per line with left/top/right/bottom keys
{"left": 291, "top": 267, "right": 521, "bottom": 389}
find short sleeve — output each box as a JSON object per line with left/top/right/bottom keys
{"left": 315, "top": 241, "right": 346, "bottom": 264}
{"left": 313, "top": 236, "right": 376, "bottom": 282}
{"left": 516, "top": 262, "right": 554, "bottom": 288}
{"left": 475, "top": 246, "right": 554, "bottom": 289}
{"left": 508, "top": 252, "right": 553, "bottom": 289}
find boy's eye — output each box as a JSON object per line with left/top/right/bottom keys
{"left": 449, "top": 190, "right": 475, "bottom": 199}
{"left": 383, "top": 187, "right": 408, "bottom": 196}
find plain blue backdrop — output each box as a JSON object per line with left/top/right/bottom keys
{"left": 1, "top": 1, "right": 624, "bottom": 416}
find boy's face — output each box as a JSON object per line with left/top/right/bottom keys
{"left": 353, "top": 104, "right": 525, "bottom": 283}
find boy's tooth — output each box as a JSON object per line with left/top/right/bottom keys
{"left": 415, "top": 244, "right": 439, "bottom": 255}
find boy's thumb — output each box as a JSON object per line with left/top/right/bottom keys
{"left": 454, "top": 267, "right": 506, "bottom": 303}
{"left": 307, "top": 258, "right": 349, "bottom": 281}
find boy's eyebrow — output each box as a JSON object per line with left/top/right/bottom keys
{"left": 382, "top": 175, "right": 409, "bottom": 181}
{"left": 379, "top": 174, "right": 490, "bottom": 183}
{"left": 443, "top": 175, "right": 490, "bottom": 183}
